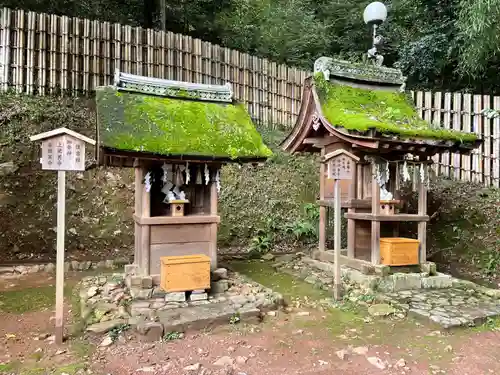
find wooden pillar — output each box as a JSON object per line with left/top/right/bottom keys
{"left": 417, "top": 162, "right": 428, "bottom": 264}
{"left": 140, "top": 166, "right": 151, "bottom": 275}
{"left": 318, "top": 153, "right": 327, "bottom": 252}
{"left": 347, "top": 164, "right": 357, "bottom": 258}
{"left": 134, "top": 160, "right": 143, "bottom": 267}
{"left": 209, "top": 178, "right": 218, "bottom": 270}
{"left": 371, "top": 163, "right": 381, "bottom": 264}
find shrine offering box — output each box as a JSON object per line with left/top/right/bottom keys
{"left": 160, "top": 255, "right": 211, "bottom": 292}
{"left": 380, "top": 238, "right": 419, "bottom": 266}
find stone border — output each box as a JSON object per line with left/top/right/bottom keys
{"left": 0, "top": 258, "right": 131, "bottom": 278}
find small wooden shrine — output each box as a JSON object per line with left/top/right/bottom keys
{"left": 95, "top": 71, "right": 272, "bottom": 276}
{"left": 283, "top": 58, "right": 482, "bottom": 269}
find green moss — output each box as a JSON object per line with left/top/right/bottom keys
{"left": 96, "top": 87, "right": 273, "bottom": 159}
{"left": 314, "top": 75, "right": 478, "bottom": 142}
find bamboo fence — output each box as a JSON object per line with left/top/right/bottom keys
{"left": 0, "top": 8, "right": 499, "bottom": 187}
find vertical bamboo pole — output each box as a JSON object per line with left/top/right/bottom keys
{"left": 472, "top": 95, "right": 483, "bottom": 183}
{"left": 60, "top": 16, "right": 69, "bottom": 94}
{"left": 82, "top": 18, "right": 90, "bottom": 93}
{"left": 0, "top": 8, "right": 11, "bottom": 92}
{"left": 442, "top": 92, "right": 452, "bottom": 177}
{"left": 25, "top": 11, "right": 36, "bottom": 94}
{"left": 71, "top": 16, "right": 81, "bottom": 95}
{"left": 483, "top": 95, "right": 492, "bottom": 187}
{"left": 90, "top": 20, "right": 99, "bottom": 89}
{"left": 452, "top": 93, "right": 462, "bottom": 179}
{"left": 140, "top": 166, "right": 150, "bottom": 275}
{"left": 431, "top": 92, "right": 442, "bottom": 174}
{"left": 493, "top": 97, "right": 500, "bottom": 188}
{"left": 462, "top": 94, "right": 472, "bottom": 181}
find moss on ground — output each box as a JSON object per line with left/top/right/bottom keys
{"left": 96, "top": 87, "right": 272, "bottom": 159}
{"left": 314, "top": 74, "right": 478, "bottom": 142}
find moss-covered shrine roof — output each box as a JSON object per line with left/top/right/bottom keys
{"left": 95, "top": 75, "right": 272, "bottom": 161}
{"left": 314, "top": 75, "right": 478, "bottom": 143}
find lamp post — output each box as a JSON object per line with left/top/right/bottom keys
{"left": 363, "top": 2, "right": 387, "bottom": 66}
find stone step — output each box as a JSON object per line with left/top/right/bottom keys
{"left": 133, "top": 301, "right": 262, "bottom": 341}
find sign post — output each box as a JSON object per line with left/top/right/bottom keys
{"left": 323, "top": 149, "right": 359, "bottom": 301}
{"left": 30, "top": 128, "right": 95, "bottom": 344}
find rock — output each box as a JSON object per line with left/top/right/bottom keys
{"left": 214, "top": 356, "right": 235, "bottom": 367}
{"left": 367, "top": 356, "right": 386, "bottom": 370}
{"left": 211, "top": 280, "right": 229, "bottom": 294}
{"left": 336, "top": 349, "right": 349, "bottom": 360}
{"left": 44, "top": 263, "right": 56, "bottom": 273}
{"left": 87, "top": 286, "right": 99, "bottom": 298}
{"left": 261, "top": 253, "right": 275, "bottom": 261}
{"left": 136, "top": 366, "right": 156, "bottom": 372}
{"left": 235, "top": 356, "right": 248, "bottom": 365}
{"left": 395, "top": 358, "right": 406, "bottom": 367}
{"left": 0, "top": 161, "right": 18, "bottom": 177}
{"left": 352, "top": 346, "right": 369, "bottom": 356}
{"left": 368, "top": 303, "right": 396, "bottom": 317}
{"left": 190, "top": 293, "right": 208, "bottom": 301}
{"left": 229, "top": 295, "right": 248, "bottom": 306}
{"left": 444, "top": 345, "right": 453, "bottom": 352}
{"left": 292, "top": 329, "right": 304, "bottom": 335}
{"left": 295, "top": 311, "right": 310, "bottom": 317}
{"left": 86, "top": 319, "right": 126, "bottom": 334}
{"left": 141, "top": 276, "right": 153, "bottom": 289}
{"left": 318, "top": 360, "right": 328, "bottom": 366}
{"left": 212, "top": 268, "right": 228, "bottom": 281}
{"left": 136, "top": 322, "right": 164, "bottom": 342}
{"left": 266, "top": 311, "right": 277, "bottom": 317}
{"left": 99, "top": 336, "right": 113, "bottom": 347}
{"left": 184, "top": 363, "right": 202, "bottom": 372}
{"left": 165, "top": 292, "right": 186, "bottom": 303}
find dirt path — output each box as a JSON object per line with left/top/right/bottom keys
{"left": 1, "top": 268, "right": 500, "bottom": 374}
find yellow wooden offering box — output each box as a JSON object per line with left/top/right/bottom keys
{"left": 380, "top": 237, "right": 420, "bottom": 266}
{"left": 160, "top": 254, "right": 211, "bottom": 292}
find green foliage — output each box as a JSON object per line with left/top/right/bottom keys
{"left": 96, "top": 88, "right": 272, "bottom": 159}
{"left": 229, "top": 312, "right": 241, "bottom": 324}
{"left": 163, "top": 331, "right": 183, "bottom": 341}
{"left": 218, "top": 126, "right": 319, "bottom": 246}
{"left": 108, "top": 323, "right": 130, "bottom": 342}
{"left": 314, "top": 75, "right": 478, "bottom": 142}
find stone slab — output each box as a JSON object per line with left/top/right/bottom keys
{"left": 383, "top": 288, "right": 500, "bottom": 329}
{"left": 156, "top": 301, "right": 261, "bottom": 333}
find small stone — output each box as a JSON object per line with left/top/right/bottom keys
{"left": 292, "top": 329, "right": 304, "bottom": 335}
{"left": 212, "top": 268, "right": 228, "bottom": 281}
{"left": 136, "top": 366, "right": 156, "bottom": 372}
{"left": 368, "top": 303, "right": 396, "bottom": 317}
{"left": 266, "top": 311, "right": 277, "bottom": 317}
{"left": 352, "top": 346, "right": 368, "bottom": 355}
{"left": 336, "top": 349, "right": 349, "bottom": 360}
{"left": 99, "top": 336, "right": 113, "bottom": 347}
{"left": 45, "top": 263, "right": 56, "bottom": 273}
{"left": 395, "top": 358, "right": 406, "bottom": 367}
{"left": 165, "top": 292, "right": 186, "bottom": 303}
{"left": 184, "top": 363, "right": 201, "bottom": 372}
{"left": 136, "top": 322, "right": 164, "bottom": 342}
{"left": 214, "top": 356, "right": 234, "bottom": 367}
{"left": 318, "top": 360, "right": 328, "bottom": 366}
{"left": 189, "top": 293, "right": 208, "bottom": 301}
{"left": 86, "top": 319, "right": 126, "bottom": 334}
{"left": 295, "top": 311, "right": 310, "bottom": 317}
{"left": 367, "top": 356, "right": 386, "bottom": 370}
{"left": 236, "top": 356, "right": 248, "bottom": 365}
{"left": 261, "top": 253, "right": 275, "bottom": 261}
{"left": 141, "top": 276, "right": 153, "bottom": 289}
{"left": 444, "top": 345, "right": 453, "bottom": 352}
{"left": 87, "top": 286, "right": 99, "bottom": 298}
{"left": 211, "top": 280, "right": 229, "bottom": 294}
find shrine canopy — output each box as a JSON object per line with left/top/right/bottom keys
{"left": 95, "top": 71, "right": 272, "bottom": 167}
{"left": 283, "top": 58, "right": 482, "bottom": 156}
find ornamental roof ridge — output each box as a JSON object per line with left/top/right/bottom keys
{"left": 313, "top": 57, "right": 406, "bottom": 86}
{"left": 113, "top": 69, "right": 234, "bottom": 103}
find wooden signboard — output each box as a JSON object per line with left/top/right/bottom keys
{"left": 30, "top": 128, "right": 95, "bottom": 345}
{"left": 322, "top": 149, "right": 359, "bottom": 300}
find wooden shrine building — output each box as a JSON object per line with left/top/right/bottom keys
{"left": 283, "top": 58, "right": 482, "bottom": 270}
{"left": 95, "top": 71, "right": 272, "bottom": 276}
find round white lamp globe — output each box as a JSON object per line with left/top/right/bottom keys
{"left": 363, "top": 2, "right": 388, "bottom": 25}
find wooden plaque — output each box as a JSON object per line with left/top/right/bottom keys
{"left": 327, "top": 154, "right": 354, "bottom": 180}
{"left": 40, "top": 135, "right": 86, "bottom": 171}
